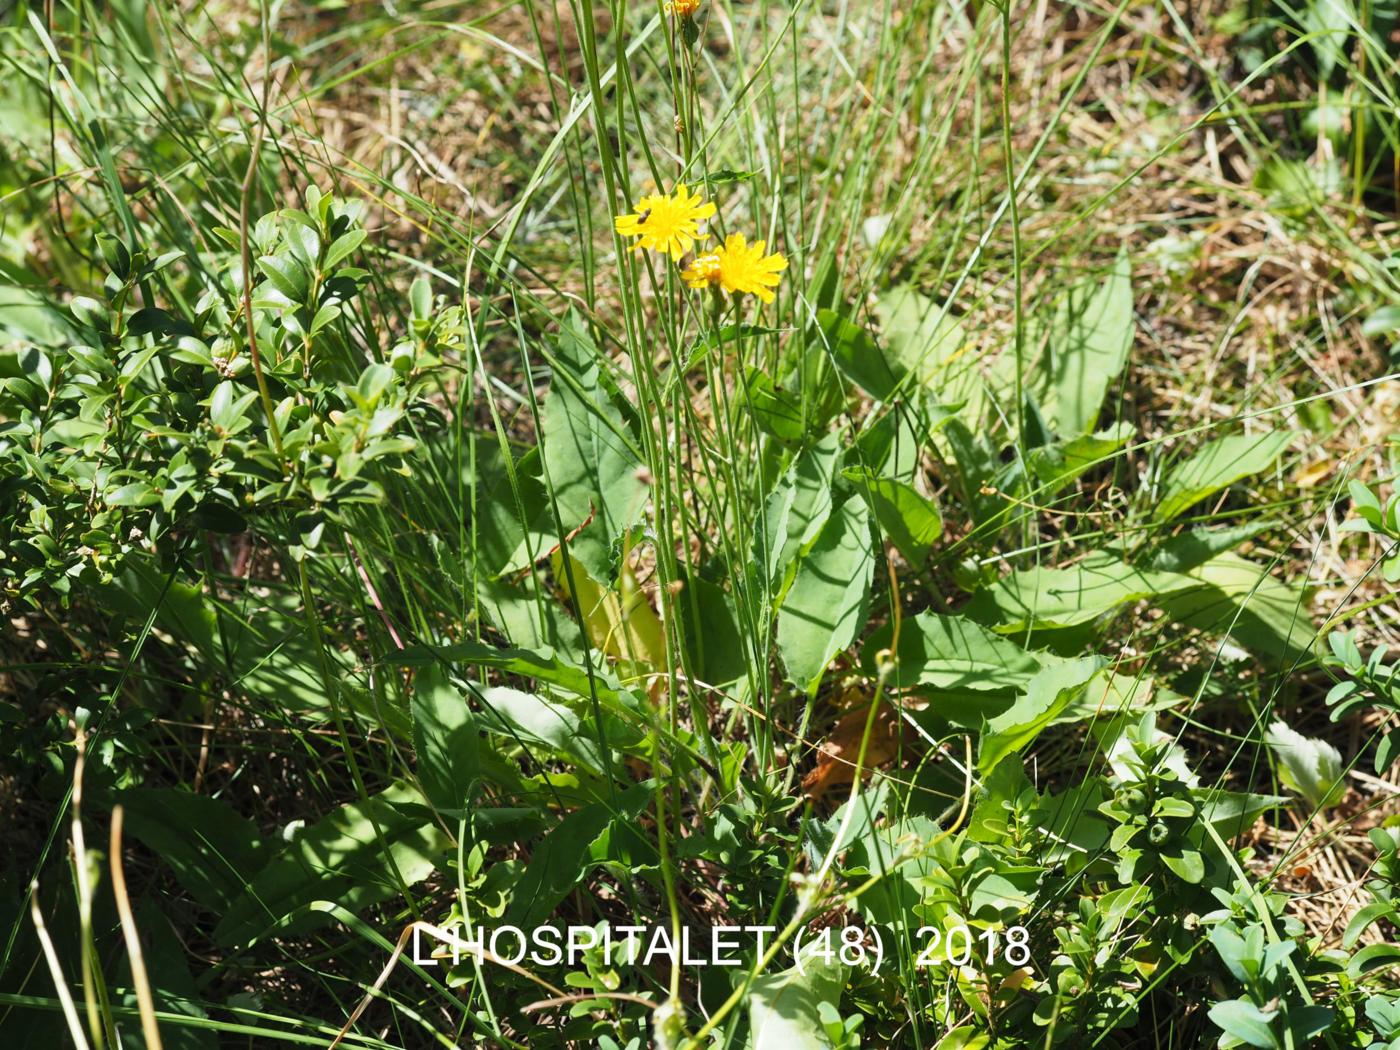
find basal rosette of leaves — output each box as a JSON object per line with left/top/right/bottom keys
{"left": 9, "top": 1, "right": 1400, "bottom": 1047}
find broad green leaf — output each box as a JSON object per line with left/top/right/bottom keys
{"left": 843, "top": 466, "right": 942, "bottom": 564}
{"left": 1148, "top": 521, "right": 1278, "bottom": 573}
{"left": 1162, "top": 849, "right": 1205, "bottom": 883}
{"left": 256, "top": 254, "right": 309, "bottom": 302}
{"left": 932, "top": 1028, "right": 991, "bottom": 1050}
{"left": 1364, "top": 994, "right": 1400, "bottom": 1036}
{"left": 1154, "top": 431, "right": 1292, "bottom": 523}
{"left": 968, "top": 759, "right": 1036, "bottom": 843}
{"left": 1026, "top": 423, "right": 1135, "bottom": 493}
{"left": 1197, "top": 790, "right": 1288, "bottom": 837}
{"left": 1208, "top": 925, "right": 1258, "bottom": 984}
{"left": 1378, "top": 731, "right": 1399, "bottom": 775}
{"left": 875, "top": 286, "right": 979, "bottom": 413}
{"left": 968, "top": 867, "right": 1040, "bottom": 915}
{"left": 1264, "top": 720, "right": 1345, "bottom": 811}
{"left": 105, "top": 481, "right": 160, "bottom": 507}
{"left": 323, "top": 228, "right": 366, "bottom": 270}
{"left": 1350, "top": 944, "right": 1400, "bottom": 979}
{"left": 410, "top": 275, "right": 432, "bottom": 321}
{"left": 946, "top": 419, "right": 1027, "bottom": 533}
{"left": 755, "top": 430, "right": 843, "bottom": 595}
{"left": 1052, "top": 670, "right": 1175, "bottom": 728}
{"left": 1032, "top": 780, "right": 1111, "bottom": 866}
{"left": 399, "top": 640, "right": 641, "bottom": 716}
{"left": 1037, "top": 251, "right": 1133, "bottom": 437}
{"left": 877, "top": 288, "right": 967, "bottom": 388}
{"left": 747, "top": 943, "right": 848, "bottom": 1050}
{"left": 1347, "top": 901, "right": 1400, "bottom": 950}
{"left": 1256, "top": 156, "right": 1343, "bottom": 215}
{"left": 846, "top": 816, "right": 942, "bottom": 926}
{"left": 442, "top": 441, "right": 555, "bottom": 577}
{"left": 778, "top": 496, "right": 876, "bottom": 693}
{"left": 1293, "top": 1006, "right": 1337, "bottom": 1042}
{"left": 678, "top": 573, "right": 747, "bottom": 686}
{"left": 978, "top": 656, "right": 1105, "bottom": 772}
{"left": 539, "top": 311, "right": 648, "bottom": 580}
{"left": 411, "top": 664, "right": 480, "bottom": 814}
{"left": 1363, "top": 305, "right": 1400, "bottom": 339}
{"left": 0, "top": 285, "right": 72, "bottom": 344}
{"left": 110, "top": 563, "right": 395, "bottom": 730}
{"left": 116, "top": 788, "right": 269, "bottom": 912}
{"left": 123, "top": 901, "right": 217, "bottom": 1050}
{"left": 968, "top": 552, "right": 1200, "bottom": 631}
{"left": 1208, "top": 1000, "right": 1279, "bottom": 1049}
{"left": 309, "top": 301, "right": 341, "bottom": 334}
{"left": 1302, "top": 0, "right": 1356, "bottom": 79}
{"left": 805, "top": 779, "right": 891, "bottom": 864}
{"left": 478, "top": 685, "right": 633, "bottom": 775}
{"left": 818, "top": 309, "right": 899, "bottom": 400}
{"left": 1161, "top": 553, "right": 1314, "bottom": 665}
{"left": 854, "top": 407, "right": 926, "bottom": 481}
{"left": 863, "top": 611, "right": 1041, "bottom": 692}
{"left": 745, "top": 367, "right": 807, "bottom": 442}
{"left": 505, "top": 782, "right": 652, "bottom": 928}
{"left": 476, "top": 574, "right": 584, "bottom": 654}
{"left": 214, "top": 783, "right": 448, "bottom": 947}
{"left": 556, "top": 551, "right": 666, "bottom": 670}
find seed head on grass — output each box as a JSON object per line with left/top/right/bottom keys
{"left": 614, "top": 184, "right": 715, "bottom": 261}
{"left": 681, "top": 232, "right": 787, "bottom": 303}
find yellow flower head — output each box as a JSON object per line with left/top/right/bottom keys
{"left": 614, "top": 184, "right": 716, "bottom": 261}
{"left": 681, "top": 233, "right": 787, "bottom": 304}
{"left": 666, "top": 0, "right": 701, "bottom": 15}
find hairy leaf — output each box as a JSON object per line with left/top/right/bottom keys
{"left": 978, "top": 656, "right": 1105, "bottom": 772}
{"left": 843, "top": 466, "right": 942, "bottom": 564}
{"left": 968, "top": 552, "right": 1200, "bottom": 631}
{"left": 863, "top": 611, "right": 1042, "bottom": 692}
{"left": 539, "top": 312, "right": 648, "bottom": 580}
{"left": 1037, "top": 252, "right": 1133, "bottom": 437}
{"left": 214, "top": 784, "right": 448, "bottom": 948}
{"left": 778, "top": 496, "right": 876, "bottom": 693}
{"left": 1154, "top": 431, "right": 1291, "bottom": 523}
{"left": 411, "top": 663, "right": 480, "bottom": 814}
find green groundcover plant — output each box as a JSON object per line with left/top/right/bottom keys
{"left": 5, "top": 0, "right": 1400, "bottom": 1047}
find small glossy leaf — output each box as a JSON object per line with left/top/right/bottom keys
{"left": 257, "top": 254, "right": 310, "bottom": 303}
{"left": 410, "top": 275, "right": 432, "bottom": 321}
{"left": 1207, "top": 999, "right": 1279, "bottom": 1049}
{"left": 323, "top": 228, "right": 366, "bottom": 270}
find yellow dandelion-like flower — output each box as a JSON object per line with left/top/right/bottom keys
{"left": 666, "top": 0, "right": 701, "bottom": 15}
{"left": 681, "top": 233, "right": 787, "bottom": 304}
{"left": 614, "top": 184, "right": 716, "bottom": 262}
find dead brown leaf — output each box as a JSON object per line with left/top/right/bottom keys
{"left": 801, "top": 701, "right": 901, "bottom": 802}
